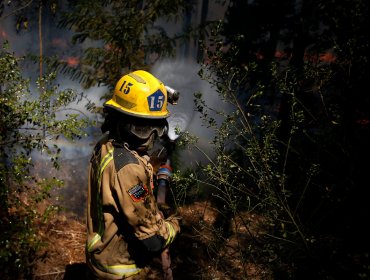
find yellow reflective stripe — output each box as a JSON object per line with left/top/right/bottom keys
{"left": 97, "top": 147, "right": 114, "bottom": 235}
{"left": 104, "top": 264, "right": 142, "bottom": 277}
{"left": 164, "top": 221, "right": 176, "bottom": 246}
{"left": 98, "top": 147, "right": 114, "bottom": 186}
{"left": 91, "top": 256, "right": 142, "bottom": 277}
{"left": 87, "top": 233, "right": 101, "bottom": 252}
{"left": 91, "top": 147, "right": 114, "bottom": 249}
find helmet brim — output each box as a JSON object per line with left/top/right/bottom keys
{"left": 103, "top": 100, "right": 170, "bottom": 119}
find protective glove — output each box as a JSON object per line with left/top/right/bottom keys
{"left": 165, "top": 214, "right": 182, "bottom": 234}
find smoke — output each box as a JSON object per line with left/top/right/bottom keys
{"left": 152, "top": 59, "right": 199, "bottom": 139}
{"left": 152, "top": 58, "right": 235, "bottom": 168}
{"left": 166, "top": 112, "right": 190, "bottom": 141}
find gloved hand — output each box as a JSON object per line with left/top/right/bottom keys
{"left": 165, "top": 214, "right": 182, "bottom": 234}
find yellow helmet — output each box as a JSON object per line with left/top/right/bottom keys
{"left": 104, "top": 70, "right": 170, "bottom": 119}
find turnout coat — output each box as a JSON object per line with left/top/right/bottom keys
{"left": 86, "top": 135, "right": 180, "bottom": 279}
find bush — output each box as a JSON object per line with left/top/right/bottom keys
{"left": 0, "top": 42, "right": 92, "bottom": 279}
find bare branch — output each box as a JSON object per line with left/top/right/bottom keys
{"left": 0, "top": 0, "right": 33, "bottom": 21}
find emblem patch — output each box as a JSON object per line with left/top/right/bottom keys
{"left": 147, "top": 90, "right": 164, "bottom": 111}
{"left": 128, "top": 183, "right": 149, "bottom": 202}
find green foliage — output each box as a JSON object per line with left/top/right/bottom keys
{"left": 56, "top": 0, "right": 192, "bottom": 94}
{"left": 0, "top": 42, "right": 93, "bottom": 279}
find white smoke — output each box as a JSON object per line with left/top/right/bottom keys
{"left": 166, "top": 112, "right": 190, "bottom": 141}
{"left": 152, "top": 58, "right": 235, "bottom": 168}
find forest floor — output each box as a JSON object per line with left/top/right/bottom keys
{"left": 33, "top": 201, "right": 272, "bottom": 280}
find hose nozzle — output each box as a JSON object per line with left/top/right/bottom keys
{"left": 165, "top": 86, "right": 180, "bottom": 105}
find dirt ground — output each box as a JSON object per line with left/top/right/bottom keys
{"left": 33, "top": 201, "right": 271, "bottom": 280}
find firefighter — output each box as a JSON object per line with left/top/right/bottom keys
{"left": 86, "top": 70, "right": 181, "bottom": 279}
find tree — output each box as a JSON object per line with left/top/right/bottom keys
{"left": 57, "top": 0, "right": 193, "bottom": 96}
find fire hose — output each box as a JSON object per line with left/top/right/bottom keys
{"left": 156, "top": 138, "right": 176, "bottom": 280}
{"left": 157, "top": 161, "right": 173, "bottom": 280}
{"left": 155, "top": 85, "right": 180, "bottom": 280}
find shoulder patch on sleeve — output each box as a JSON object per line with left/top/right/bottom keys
{"left": 128, "top": 183, "right": 149, "bottom": 202}
{"left": 113, "top": 146, "right": 139, "bottom": 172}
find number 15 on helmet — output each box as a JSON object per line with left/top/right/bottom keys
{"left": 104, "top": 70, "right": 179, "bottom": 120}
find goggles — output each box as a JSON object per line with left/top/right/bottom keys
{"left": 122, "top": 118, "right": 168, "bottom": 140}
